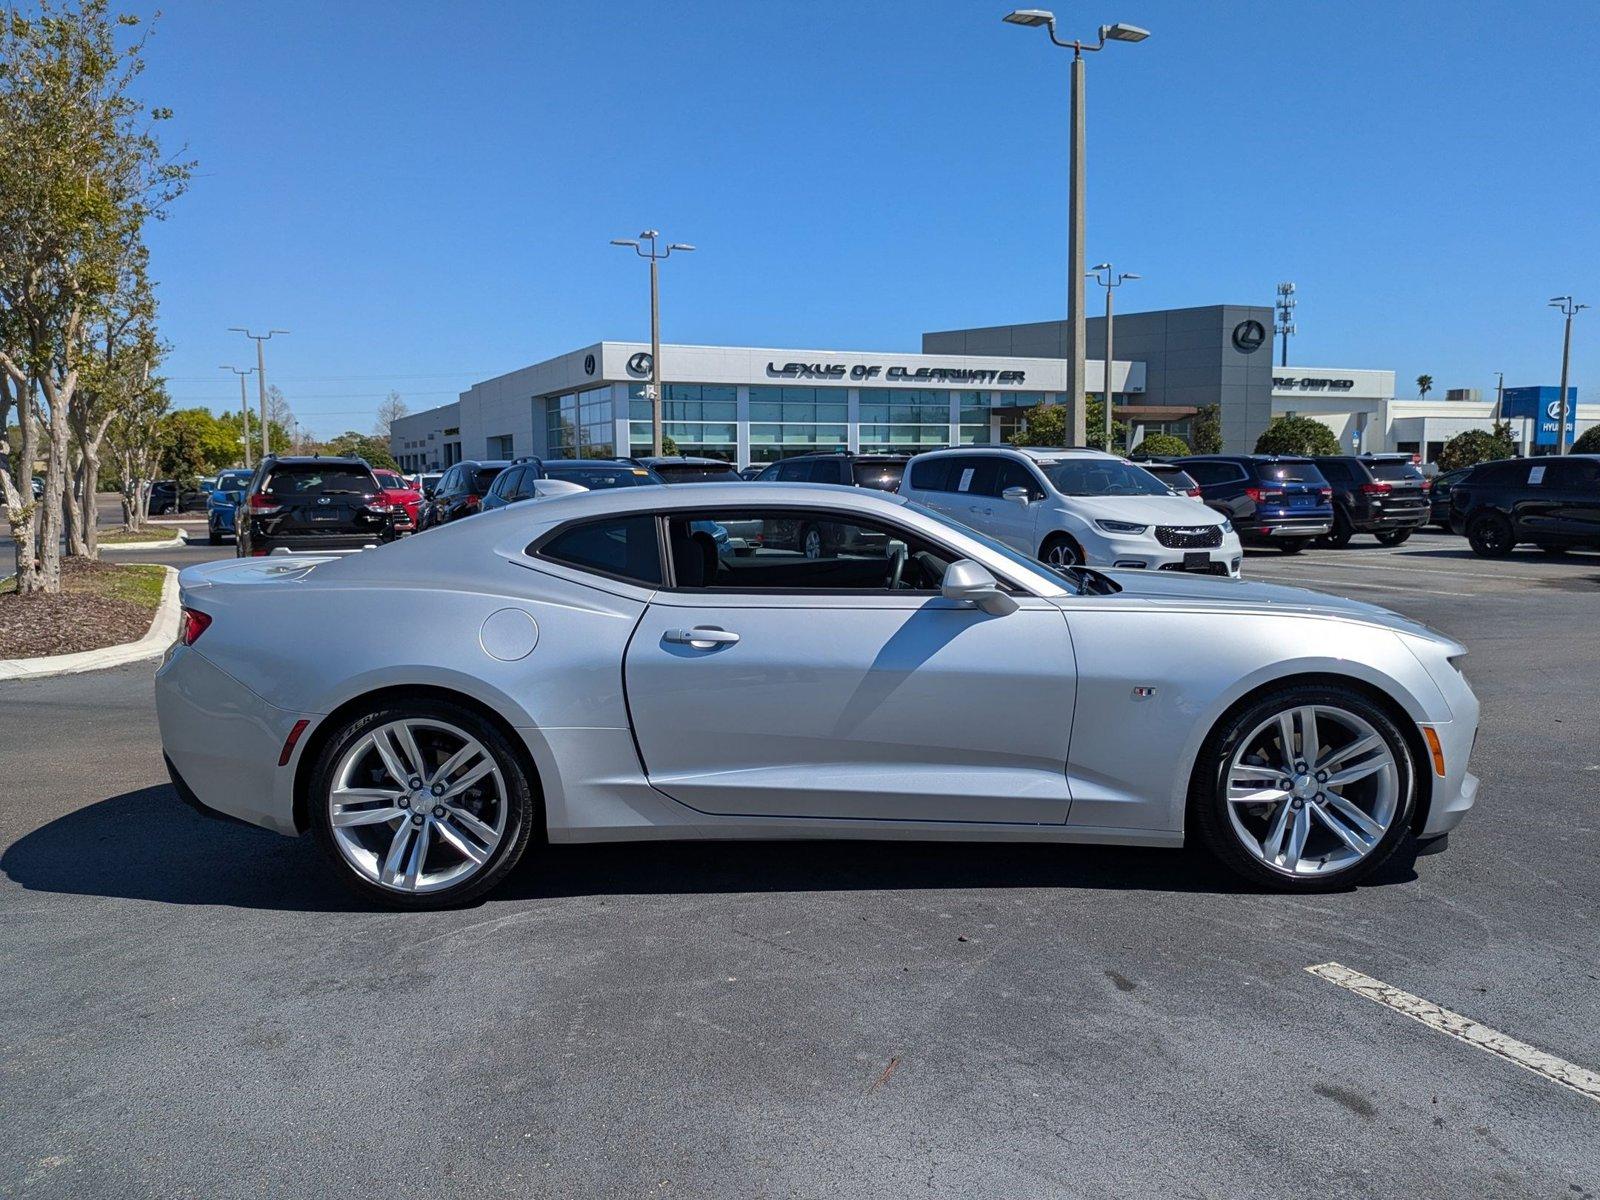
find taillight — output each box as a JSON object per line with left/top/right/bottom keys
{"left": 1186, "top": 486, "right": 1202, "bottom": 497}
{"left": 1320, "top": 487, "right": 1332, "bottom": 498}
{"left": 464, "top": 494, "right": 480, "bottom": 508}
{"left": 179, "top": 607, "right": 212, "bottom": 646}
{"left": 1420, "top": 479, "right": 1432, "bottom": 493}
{"left": 248, "top": 494, "right": 282, "bottom": 515}
{"left": 1361, "top": 481, "right": 1392, "bottom": 495}
{"left": 1244, "top": 486, "right": 1263, "bottom": 503}
{"left": 1245, "top": 486, "right": 1283, "bottom": 504}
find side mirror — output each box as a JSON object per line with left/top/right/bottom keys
{"left": 1001, "top": 485, "right": 1032, "bottom": 506}
{"left": 941, "top": 559, "right": 1018, "bottom": 616}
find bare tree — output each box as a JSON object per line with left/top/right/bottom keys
{"left": 373, "top": 390, "right": 408, "bottom": 439}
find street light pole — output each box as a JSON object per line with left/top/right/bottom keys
{"left": 1089, "top": 264, "right": 1139, "bottom": 449}
{"left": 1493, "top": 370, "right": 1504, "bottom": 422}
{"left": 221, "top": 365, "right": 256, "bottom": 467}
{"left": 1275, "top": 282, "right": 1297, "bottom": 367}
{"left": 1004, "top": 10, "right": 1148, "bottom": 448}
{"left": 611, "top": 231, "right": 695, "bottom": 457}
{"left": 1548, "top": 296, "right": 1587, "bottom": 455}
{"left": 228, "top": 327, "right": 288, "bottom": 462}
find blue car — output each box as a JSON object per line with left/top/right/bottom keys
{"left": 206, "top": 468, "right": 256, "bottom": 545}
{"left": 1173, "top": 454, "right": 1335, "bottom": 554}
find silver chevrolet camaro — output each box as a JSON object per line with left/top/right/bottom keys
{"left": 155, "top": 482, "right": 1480, "bottom": 907}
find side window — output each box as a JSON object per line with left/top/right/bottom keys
{"left": 756, "top": 464, "right": 780, "bottom": 481}
{"left": 491, "top": 467, "right": 522, "bottom": 499}
{"left": 774, "top": 459, "right": 810, "bottom": 482}
{"left": 907, "top": 457, "right": 952, "bottom": 492}
{"left": 666, "top": 510, "right": 956, "bottom": 592}
{"left": 806, "top": 459, "right": 844, "bottom": 484}
{"left": 533, "top": 516, "right": 662, "bottom": 585}
{"left": 955, "top": 457, "right": 1000, "bottom": 496}
{"left": 1319, "top": 461, "right": 1349, "bottom": 483}
{"left": 1180, "top": 461, "right": 1223, "bottom": 486}
{"left": 994, "top": 459, "right": 1043, "bottom": 499}
{"left": 439, "top": 467, "right": 460, "bottom": 496}
{"left": 1549, "top": 460, "right": 1600, "bottom": 490}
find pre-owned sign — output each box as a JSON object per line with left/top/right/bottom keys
{"left": 1274, "top": 376, "right": 1356, "bottom": 391}
{"left": 766, "top": 362, "right": 1028, "bottom": 384}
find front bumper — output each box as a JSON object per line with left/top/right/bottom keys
{"left": 1084, "top": 528, "right": 1245, "bottom": 578}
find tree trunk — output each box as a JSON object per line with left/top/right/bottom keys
{"left": 65, "top": 448, "right": 89, "bottom": 558}
{"left": 5, "top": 372, "right": 45, "bottom": 595}
{"left": 36, "top": 370, "right": 77, "bottom": 594}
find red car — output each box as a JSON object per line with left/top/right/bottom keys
{"left": 372, "top": 469, "right": 422, "bottom": 532}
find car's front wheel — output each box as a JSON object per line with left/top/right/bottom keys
{"left": 1189, "top": 684, "right": 1415, "bottom": 891}
{"left": 1039, "top": 534, "right": 1082, "bottom": 568}
{"left": 309, "top": 700, "right": 538, "bottom": 908}
{"left": 1322, "top": 510, "right": 1353, "bottom": 548}
{"left": 1278, "top": 538, "right": 1309, "bottom": 555}
{"left": 1374, "top": 528, "right": 1412, "bottom": 547}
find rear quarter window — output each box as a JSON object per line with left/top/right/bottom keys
{"left": 1369, "top": 461, "right": 1424, "bottom": 483}
{"left": 1259, "top": 461, "right": 1327, "bottom": 484}
{"left": 533, "top": 515, "right": 662, "bottom": 585}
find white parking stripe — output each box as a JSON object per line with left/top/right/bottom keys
{"left": 1257, "top": 573, "right": 1476, "bottom": 598}
{"left": 1275, "top": 556, "right": 1559, "bottom": 582}
{"left": 1306, "top": 962, "right": 1600, "bottom": 1103}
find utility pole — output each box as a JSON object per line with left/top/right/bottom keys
{"left": 221, "top": 365, "right": 256, "bottom": 467}
{"left": 1090, "top": 264, "right": 1139, "bottom": 449}
{"left": 229, "top": 327, "right": 288, "bottom": 462}
{"left": 1275, "top": 282, "right": 1297, "bottom": 367}
{"left": 611, "top": 232, "right": 695, "bottom": 457}
{"left": 1004, "top": 11, "right": 1148, "bottom": 448}
{"left": 1493, "top": 371, "right": 1504, "bottom": 422}
{"left": 1548, "top": 296, "right": 1587, "bottom": 455}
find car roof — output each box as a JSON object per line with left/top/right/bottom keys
{"left": 915, "top": 446, "right": 1119, "bottom": 463}
{"left": 635, "top": 455, "right": 737, "bottom": 466}
{"left": 265, "top": 456, "right": 369, "bottom": 467}
{"left": 1178, "top": 454, "right": 1313, "bottom": 463}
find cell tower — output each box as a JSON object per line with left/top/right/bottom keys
{"left": 1275, "top": 282, "right": 1297, "bottom": 367}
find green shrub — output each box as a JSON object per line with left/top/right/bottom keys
{"left": 1572, "top": 424, "right": 1600, "bottom": 455}
{"left": 1135, "top": 432, "right": 1190, "bottom": 458}
{"left": 1435, "top": 422, "right": 1517, "bottom": 472}
{"left": 1254, "top": 415, "right": 1341, "bottom": 457}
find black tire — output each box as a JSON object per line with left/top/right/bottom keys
{"left": 1039, "top": 533, "right": 1082, "bottom": 568}
{"left": 1278, "top": 539, "right": 1309, "bottom": 555}
{"left": 1374, "top": 529, "right": 1412, "bottom": 547}
{"left": 1188, "top": 683, "right": 1416, "bottom": 892}
{"left": 1467, "top": 513, "right": 1514, "bottom": 558}
{"left": 1322, "top": 509, "right": 1353, "bottom": 548}
{"left": 309, "top": 699, "right": 539, "bottom": 909}
{"left": 207, "top": 526, "right": 222, "bottom": 546}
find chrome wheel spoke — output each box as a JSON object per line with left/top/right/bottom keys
{"left": 1323, "top": 792, "right": 1386, "bottom": 840}
{"left": 1312, "top": 800, "right": 1375, "bottom": 854}
{"left": 443, "top": 802, "right": 497, "bottom": 844}
{"left": 1297, "top": 707, "right": 1321, "bottom": 769}
{"left": 394, "top": 722, "right": 427, "bottom": 782}
{"left": 1327, "top": 758, "right": 1386, "bottom": 789}
{"left": 1280, "top": 806, "right": 1311, "bottom": 870}
{"left": 1317, "top": 732, "right": 1381, "bottom": 772}
{"left": 440, "top": 757, "right": 495, "bottom": 800}
{"left": 379, "top": 822, "right": 414, "bottom": 887}
{"left": 428, "top": 742, "right": 479, "bottom": 789}
{"left": 370, "top": 727, "right": 412, "bottom": 788}
{"left": 332, "top": 803, "right": 405, "bottom": 828}
{"left": 434, "top": 817, "right": 490, "bottom": 866}
{"left": 401, "top": 821, "right": 431, "bottom": 891}
{"left": 1260, "top": 799, "right": 1295, "bottom": 860}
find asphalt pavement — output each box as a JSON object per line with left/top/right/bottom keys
{"left": 2, "top": 529, "right": 1597, "bottom": 1199}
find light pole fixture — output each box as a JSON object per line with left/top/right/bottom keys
{"left": 228, "top": 327, "right": 288, "bottom": 462}
{"left": 1088, "top": 263, "right": 1139, "bottom": 450}
{"left": 611, "top": 231, "right": 695, "bottom": 457}
{"left": 1275, "top": 282, "right": 1297, "bottom": 367}
{"left": 1493, "top": 370, "right": 1504, "bottom": 422}
{"left": 220, "top": 365, "right": 256, "bottom": 468}
{"left": 1548, "top": 296, "right": 1587, "bottom": 455}
{"left": 1004, "top": 9, "right": 1148, "bottom": 448}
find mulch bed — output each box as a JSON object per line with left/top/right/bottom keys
{"left": 0, "top": 559, "right": 160, "bottom": 659}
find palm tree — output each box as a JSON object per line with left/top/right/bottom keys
{"left": 1416, "top": 374, "right": 1434, "bottom": 401}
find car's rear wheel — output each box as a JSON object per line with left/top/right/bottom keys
{"left": 207, "top": 524, "right": 222, "bottom": 546}
{"left": 1040, "top": 534, "right": 1082, "bottom": 568}
{"left": 1322, "top": 510, "right": 1353, "bottom": 548}
{"left": 1375, "top": 529, "right": 1412, "bottom": 547}
{"left": 1467, "top": 513, "right": 1514, "bottom": 558}
{"left": 1189, "top": 684, "right": 1415, "bottom": 891}
{"left": 309, "top": 701, "right": 538, "bottom": 909}
{"left": 1278, "top": 538, "right": 1309, "bottom": 555}
{"left": 799, "top": 523, "right": 824, "bottom": 559}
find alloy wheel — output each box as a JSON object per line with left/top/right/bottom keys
{"left": 802, "top": 527, "right": 823, "bottom": 559}
{"left": 326, "top": 718, "right": 508, "bottom": 895}
{"left": 1044, "top": 540, "right": 1080, "bottom": 567}
{"left": 1223, "top": 704, "right": 1399, "bottom": 878}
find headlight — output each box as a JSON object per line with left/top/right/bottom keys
{"left": 1095, "top": 519, "right": 1149, "bottom": 534}
{"left": 1221, "top": 518, "right": 1234, "bottom": 533}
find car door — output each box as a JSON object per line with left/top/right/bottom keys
{"left": 622, "top": 504, "right": 1077, "bottom": 825}
{"left": 961, "top": 458, "right": 1042, "bottom": 553}
{"left": 1543, "top": 459, "right": 1600, "bottom": 543}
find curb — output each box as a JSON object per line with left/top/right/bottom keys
{"left": 0, "top": 566, "right": 180, "bottom": 682}
{"left": 101, "top": 532, "right": 187, "bottom": 551}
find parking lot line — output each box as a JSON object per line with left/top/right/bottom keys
{"left": 1279, "top": 555, "right": 1565, "bottom": 582}
{"left": 1306, "top": 962, "right": 1600, "bottom": 1104}
{"left": 1254, "top": 572, "right": 1477, "bottom": 598}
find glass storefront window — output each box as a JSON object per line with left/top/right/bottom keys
{"left": 858, "top": 387, "right": 951, "bottom": 453}
{"left": 543, "top": 386, "right": 615, "bottom": 458}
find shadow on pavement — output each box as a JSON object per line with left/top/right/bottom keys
{"left": 3, "top": 784, "right": 1420, "bottom": 910}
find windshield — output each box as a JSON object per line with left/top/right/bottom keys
{"left": 373, "top": 471, "right": 406, "bottom": 489}
{"left": 216, "top": 471, "right": 253, "bottom": 492}
{"left": 898, "top": 497, "right": 1107, "bottom": 596}
{"left": 1259, "top": 460, "right": 1326, "bottom": 484}
{"left": 546, "top": 465, "right": 657, "bottom": 488}
{"left": 1370, "top": 461, "right": 1424, "bottom": 483}
{"left": 1041, "top": 459, "right": 1170, "bottom": 497}
{"left": 654, "top": 463, "right": 742, "bottom": 483}
{"left": 471, "top": 468, "right": 506, "bottom": 493}
{"left": 262, "top": 466, "right": 377, "bottom": 496}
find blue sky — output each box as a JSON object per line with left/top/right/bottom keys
{"left": 135, "top": 0, "right": 1599, "bottom": 438}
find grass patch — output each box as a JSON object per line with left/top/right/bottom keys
{"left": 1, "top": 560, "right": 165, "bottom": 608}
{"left": 0, "top": 560, "right": 167, "bottom": 658}
{"left": 98, "top": 529, "right": 179, "bottom": 545}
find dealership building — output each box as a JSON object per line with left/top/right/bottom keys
{"left": 391, "top": 304, "right": 1593, "bottom": 471}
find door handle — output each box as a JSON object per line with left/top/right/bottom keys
{"left": 663, "top": 626, "right": 740, "bottom": 648}
{"left": 969, "top": 505, "right": 992, "bottom": 515}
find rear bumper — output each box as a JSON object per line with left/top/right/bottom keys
{"left": 155, "top": 643, "right": 309, "bottom": 835}
{"left": 1350, "top": 507, "right": 1430, "bottom": 531}
{"left": 246, "top": 532, "right": 393, "bottom": 553}
{"left": 1243, "top": 519, "right": 1333, "bottom": 539}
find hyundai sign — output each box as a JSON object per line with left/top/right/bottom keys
{"left": 1502, "top": 386, "right": 1577, "bottom": 447}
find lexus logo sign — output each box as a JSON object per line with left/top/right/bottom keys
{"left": 583, "top": 353, "right": 595, "bottom": 376}
{"left": 1232, "top": 320, "right": 1268, "bottom": 354}
{"left": 626, "top": 352, "right": 653, "bottom": 376}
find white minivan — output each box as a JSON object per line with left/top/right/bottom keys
{"left": 899, "top": 446, "right": 1243, "bottom": 576}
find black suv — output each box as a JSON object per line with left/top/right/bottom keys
{"left": 754, "top": 451, "right": 909, "bottom": 491}
{"left": 1450, "top": 454, "right": 1600, "bottom": 558}
{"left": 419, "top": 459, "right": 513, "bottom": 528}
{"left": 149, "top": 479, "right": 209, "bottom": 514}
{"left": 1313, "top": 454, "right": 1430, "bottom": 547}
{"left": 237, "top": 456, "right": 397, "bottom": 557}
{"left": 1173, "top": 455, "right": 1334, "bottom": 553}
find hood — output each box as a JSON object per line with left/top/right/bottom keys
{"left": 1065, "top": 493, "right": 1223, "bottom": 526}
{"left": 1089, "top": 567, "right": 1452, "bottom": 644}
